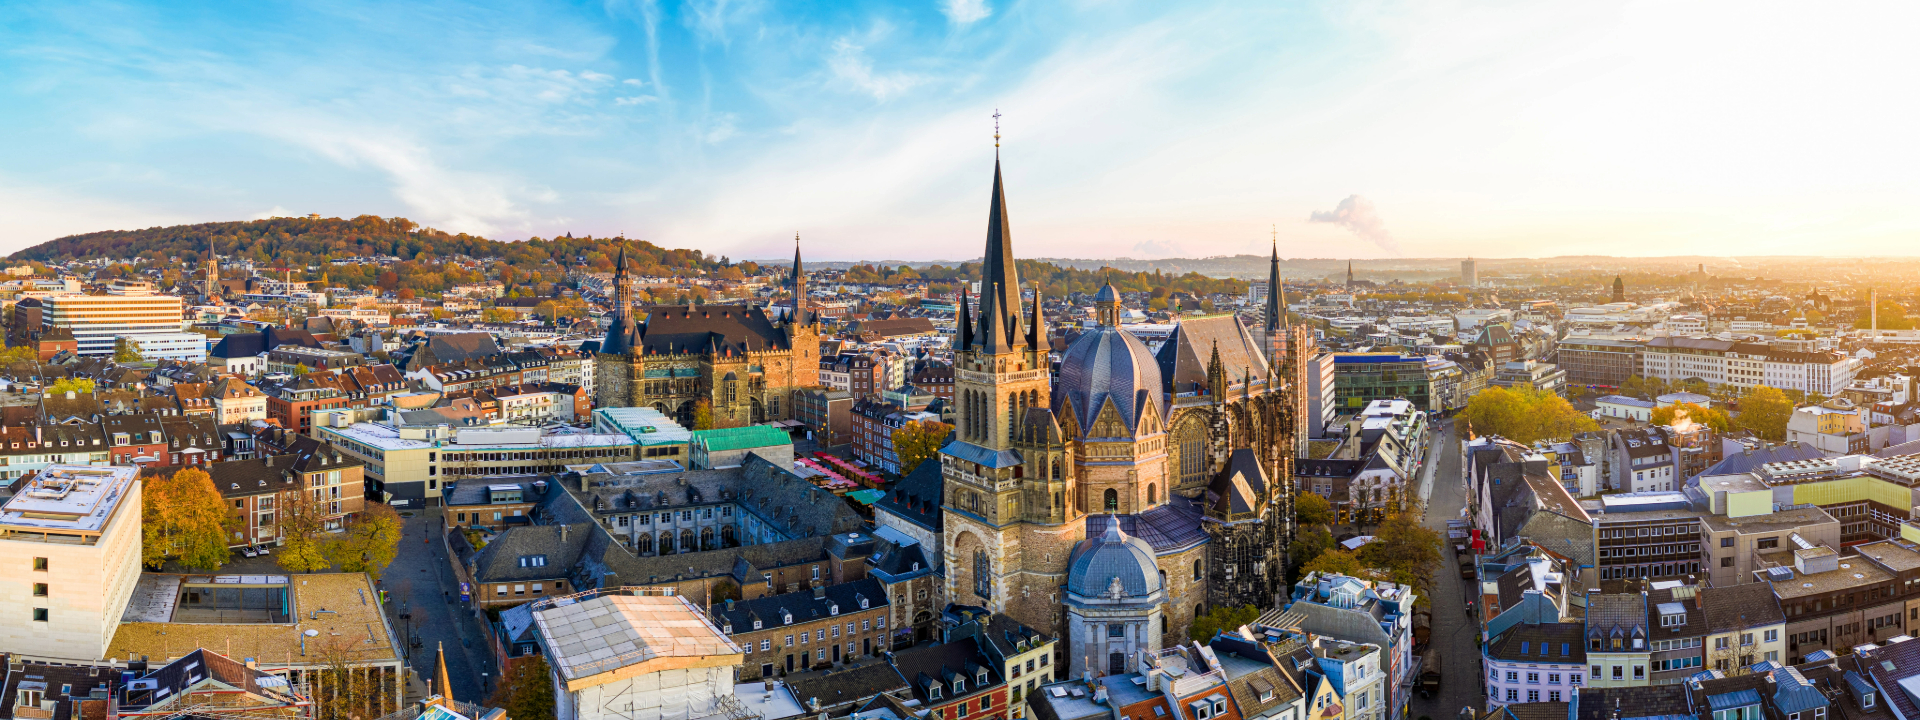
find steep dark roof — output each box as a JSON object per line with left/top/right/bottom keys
{"left": 878, "top": 454, "right": 944, "bottom": 532}
{"left": 428, "top": 332, "right": 502, "bottom": 364}
{"left": 710, "top": 577, "right": 888, "bottom": 632}
{"left": 640, "top": 305, "right": 789, "bottom": 354}
{"left": 1487, "top": 622, "right": 1586, "bottom": 664}
{"left": 470, "top": 523, "right": 595, "bottom": 583}
{"left": 1153, "top": 314, "right": 1269, "bottom": 395}
{"left": 970, "top": 157, "right": 1027, "bottom": 355}
{"left": 1085, "top": 496, "right": 1206, "bottom": 553}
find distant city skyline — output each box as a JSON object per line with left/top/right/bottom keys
{"left": 4, "top": 1, "right": 1918, "bottom": 261}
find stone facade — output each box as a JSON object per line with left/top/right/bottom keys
{"left": 593, "top": 245, "right": 821, "bottom": 427}
{"left": 938, "top": 156, "right": 1301, "bottom": 679}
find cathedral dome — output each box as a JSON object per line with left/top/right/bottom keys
{"left": 1057, "top": 326, "right": 1164, "bottom": 436}
{"left": 1066, "top": 522, "right": 1162, "bottom": 599}
{"left": 1093, "top": 281, "right": 1120, "bottom": 304}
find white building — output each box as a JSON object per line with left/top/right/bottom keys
{"left": 1595, "top": 395, "right": 1654, "bottom": 422}
{"left": 532, "top": 589, "right": 754, "bottom": 720}
{"left": 1483, "top": 622, "right": 1585, "bottom": 707}
{"left": 0, "top": 465, "right": 143, "bottom": 663}
{"left": 120, "top": 332, "right": 208, "bottom": 362}
{"left": 42, "top": 284, "right": 185, "bottom": 357}
{"left": 317, "top": 307, "right": 391, "bottom": 327}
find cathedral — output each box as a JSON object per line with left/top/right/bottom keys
{"left": 595, "top": 243, "right": 822, "bottom": 427}
{"left": 940, "top": 153, "right": 1307, "bottom": 679}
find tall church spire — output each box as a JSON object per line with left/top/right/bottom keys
{"left": 791, "top": 233, "right": 809, "bottom": 325}
{"left": 1264, "top": 229, "right": 1284, "bottom": 334}
{"left": 973, "top": 155, "right": 1027, "bottom": 354}
{"left": 601, "top": 242, "right": 639, "bottom": 354}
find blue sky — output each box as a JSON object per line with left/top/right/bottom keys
{"left": 5, "top": 1, "right": 1920, "bottom": 261}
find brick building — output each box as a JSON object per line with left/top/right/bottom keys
{"left": 713, "top": 577, "right": 892, "bottom": 680}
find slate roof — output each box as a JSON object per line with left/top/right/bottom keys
{"left": 427, "top": 332, "right": 502, "bottom": 364}
{"left": 1571, "top": 685, "right": 1690, "bottom": 720}
{"left": 1154, "top": 314, "right": 1270, "bottom": 396}
{"left": 1646, "top": 587, "right": 1707, "bottom": 640}
{"left": 786, "top": 661, "right": 909, "bottom": 714}
{"left": 469, "top": 523, "right": 595, "bottom": 583}
{"left": 710, "top": 577, "right": 888, "bottom": 633}
{"left": 1085, "top": 496, "right": 1207, "bottom": 553}
{"left": 640, "top": 304, "right": 790, "bottom": 354}
{"left": 1488, "top": 622, "right": 1586, "bottom": 663}
{"left": 877, "top": 454, "right": 944, "bottom": 532}
{"left": 889, "top": 637, "right": 999, "bottom": 707}
{"left": 1056, "top": 325, "right": 1164, "bottom": 436}
{"left": 1700, "top": 582, "right": 1786, "bottom": 633}
{"left": 1207, "top": 448, "right": 1269, "bottom": 520}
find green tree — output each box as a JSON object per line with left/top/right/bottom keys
{"left": 1463, "top": 386, "right": 1598, "bottom": 444}
{"left": 1651, "top": 402, "right": 1730, "bottom": 433}
{"left": 1302, "top": 549, "right": 1366, "bottom": 578}
{"left": 1290, "top": 528, "right": 1336, "bottom": 571}
{"left": 1295, "top": 491, "right": 1334, "bottom": 528}
{"left": 47, "top": 377, "right": 95, "bottom": 395}
{"left": 1737, "top": 385, "right": 1794, "bottom": 442}
{"left": 325, "top": 502, "right": 404, "bottom": 581}
{"left": 113, "top": 337, "right": 143, "bottom": 363}
{"left": 490, "top": 657, "right": 557, "bottom": 719}
{"left": 276, "top": 487, "right": 334, "bottom": 573}
{"left": 141, "top": 468, "right": 235, "bottom": 570}
{"left": 1189, "top": 605, "right": 1262, "bottom": 642}
{"left": 891, "top": 419, "right": 951, "bottom": 475}
{"left": 1356, "top": 513, "right": 1443, "bottom": 594}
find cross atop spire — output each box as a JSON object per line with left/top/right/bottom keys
{"left": 993, "top": 109, "right": 1002, "bottom": 149}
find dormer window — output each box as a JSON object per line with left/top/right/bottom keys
{"left": 860, "top": 596, "right": 870, "bottom": 609}
{"left": 953, "top": 678, "right": 966, "bottom": 693}
{"left": 1864, "top": 693, "right": 1876, "bottom": 709}
{"left": 976, "top": 670, "right": 987, "bottom": 686}
{"left": 1661, "top": 613, "right": 1685, "bottom": 628}
{"left": 928, "top": 685, "right": 942, "bottom": 700}
{"left": 783, "top": 612, "right": 793, "bottom": 624}
{"left": 753, "top": 620, "right": 762, "bottom": 630}
{"left": 829, "top": 603, "right": 839, "bottom": 616}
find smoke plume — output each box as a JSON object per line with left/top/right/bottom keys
{"left": 1308, "top": 195, "right": 1400, "bottom": 255}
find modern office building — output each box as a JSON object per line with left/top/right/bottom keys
{"left": 42, "top": 282, "right": 185, "bottom": 357}
{"left": 0, "top": 465, "right": 143, "bottom": 662}
{"left": 120, "top": 331, "right": 208, "bottom": 362}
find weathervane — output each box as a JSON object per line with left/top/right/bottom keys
{"left": 993, "top": 109, "right": 1002, "bottom": 148}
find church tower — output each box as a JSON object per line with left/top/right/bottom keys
{"left": 594, "top": 243, "right": 640, "bottom": 408}
{"left": 1612, "top": 275, "right": 1626, "bottom": 304}
{"left": 204, "top": 235, "right": 219, "bottom": 299}
{"left": 943, "top": 147, "right": 1058, "bottom": 625}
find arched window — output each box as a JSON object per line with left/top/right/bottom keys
{"left": 1177, "top": 421, "right": 1207, "bottom": 487}
{"left": 1194, "top": 604, "right": 1204, "bottom": 620}
{"left": 681, "top": 529, "right": 696, "bottom": 552}
{"left": 1104, "top": 489, "right": 1118, "bottom": 512}
{"left": 701, "top": 527, "right": 715, "bottom": 551}
{"left": 974, "top": 550, "right": 992, "bottom": 600}
{"left": 1158, "top": 569, "right": 1167, "bottom": 589}
{"left": 1147, "top": 484, "right": 1157, "bottom": 504}
{"left": 660, "top": 532, "right": 675, "bottom": 555}
{"left": 721, "top": 525, "right": 738, "bottom": 548}
{"left": 1193, "top": 560, "right": 1203, "bottom": 581}
{"left": 637, "top": 534, "right": 654, "bottom": 555}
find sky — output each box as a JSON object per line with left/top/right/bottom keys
{"left": 4, "top": 0, "right": 1920, "bottom": 262}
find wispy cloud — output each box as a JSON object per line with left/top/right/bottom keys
{"left": 941, "top": 0, "right": 991, "bottom": 26}
{"left": 829, "top": 34, "right": 922, "bottom": 101}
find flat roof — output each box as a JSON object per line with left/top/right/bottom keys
{"left": 108, "top": 572, "right": 398, "bottom": 667}
{"left": 0, "top": 465, "right": 139, "bottom": 535}
{"left": 533, "top": 593, "right": 740, "bottom": 688}
{"left": 1772, "top": 558, "right": 1893, "bottom": 599}
{"left": 320, "top": 423, "right": 435, "bottom": 451}
{"left": 594, "top": 407, "right": 694, "bottom": 446}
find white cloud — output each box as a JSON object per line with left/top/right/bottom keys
{"left": 615, "top": 95, "right": 658, "bottom": 106}
{"left": 250, "top": 206, "right": 291, "bottom": 220}
{"left": 941, "top": 0, "right": 990, "bottom": 25}
{"left": 702, "top": 114, "right": 738, "bottom": 144}
{"left": 829, "top": 37, "right": 921, "bottom": 101}
{"left": 0, "top": 177, "right": 194, "bottom": 253}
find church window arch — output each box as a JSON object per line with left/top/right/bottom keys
{"left": 637, "top": 533, "right": 654, "bottom": 555}
{"left": 1104, "top": 489, "right": 1118, "bottom": 512}
{"left": 1193, "top": 560, "right": 1203, "bottom": 581}
{"left": 974, "top": 550, "right": 992, "bottom": 600}
{"left": 1147, "top": 484, "right": 1157, "bottom": 504}
{"left": 1175, "top": 418, "right": 1208, "bottom": 487}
